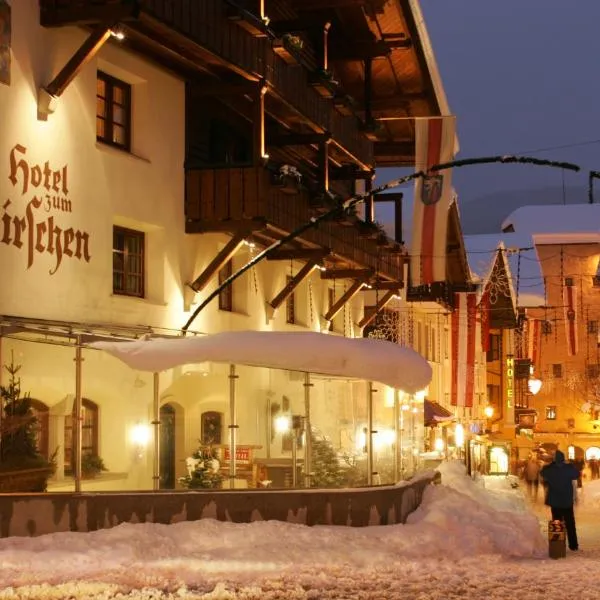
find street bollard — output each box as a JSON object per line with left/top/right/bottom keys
{"left": 548, "top": 520, "right": 566, "bottom": 559}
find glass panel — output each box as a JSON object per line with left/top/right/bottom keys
{"left": 113, "top": 105, "right": 125, "bottom": 126}
{"left": 96, "top": 117, "right": 105, "bottom": 139}
{"left": 372, "top": 384, "right": 396, "bottom": 485}
{"left": 112, "top": 124, "right": 125, "bottom": 146}
{"left": 113, "top": 85, "right": 124, "bottom": 104}
{"left": 96, "top": 97, "right": 106, "bottom": 118}
{"left": 96, "top": 77, "right": 105, "bottom": 97}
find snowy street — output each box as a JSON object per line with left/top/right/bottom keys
{"left": 0, "top": 461, "right": 599, "bottom": 599}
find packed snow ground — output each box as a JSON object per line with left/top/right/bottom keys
{"left": 1, "top": 461, "right": 600, "bottom": 600}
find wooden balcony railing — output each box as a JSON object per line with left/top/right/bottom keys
{"left": 185, "top": 166, "right": 403, "bottom": 282}
{"left": 40, "top": 0, "right": 374, "bottom": 167}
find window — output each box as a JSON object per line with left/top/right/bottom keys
{"left": 542, "top": 320, "right": 552, "bottom": 335}
{"left": 201, "top": 411, "right": 223, "bottom": 445}
{"left": 588, "top": 320, "right": 598, "bottom": 335}
{"left": 587, "top": 364, "right": 600, "bottom": 379}
{"left": 97, "top": 71, "right": 131, "bottom": 150}
{"left": 285, "top": 276, "right": 296, "bottom": 324}
{"left": 545, "top": 405, "right": 557, "bottom": 420}
{"left": 487, "top": 333, "right": 501, "bottom": 362}
{"left": 565, "top": 277, "right": 574, "bottom": 287}
{"left": 218, "top": 260, "right": 233, "bottom": 311}
{"left": 113, "top": 226, "right": 145, "bottom": 297}
{"left": 64, "top": 399, "right": 99, "bottom": 474}
{"left": 552, "top": 364, "right": 563, "bottom": 378}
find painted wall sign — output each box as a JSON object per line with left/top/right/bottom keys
{"left": 2, "top": 144, "right": 91, "bottom": 274}
{"left": 0, "top": 1, "right": 10, "bottom": 86}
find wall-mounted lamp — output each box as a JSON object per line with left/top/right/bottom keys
{"left": 484, "top": 405, "right": 494, "bottom": 419}
{"left": 110, "top": 29, "right": 125, "bottom": 41}
{"left": 274, "top": 414, "right": 291, "bottom": 434}
{"left": 528, "top": 377, "right": 542, "bottom": 395}
{"left": 434, "top": 438, "right": 445, "bottom": 453}
{"left": 454, "top": 423, "right": 465, "bottom": 448}
{"left": 131, "top": 423, "right": 151, "bottom": 459}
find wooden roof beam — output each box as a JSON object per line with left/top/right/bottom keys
{"left": 369, "top": 95, "right": 427, "bottom": 111}
{"left": 325, "top": 279, "right": 365, "bottom": 322}
{"left": 328, "top": 40, "right": 411, "bottom": 62}
{"left": 269, "top": 260, "right": 320, "bottom": 311}
{"left": 294, "top": 0, "right": 369, "bottom": 9}
{"left": 374, "top": 141, "right": 415, "bottom": 157}
{"left": 185, "top": 218, "right": 267, "bottom": 235}
{"left": 188, "top": 234, "right": 245, "bottom": 293}
{"left": 40, "top": 2, "right": 140, "bottom": 27}
{"left": 358, "top": 290, "right": 399, "bottom": 329}
{"left": 267, "top": 248, "right": 331, "bottom": 261}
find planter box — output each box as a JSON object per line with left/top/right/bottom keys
{"left": 272, "top": 38, "right": 301, "bottom": 66}
{"left": 308, "top": 72, "right": 338, "bottom": 99}
{"left": 0, "top": 467, "right": 53, "bottom": 493}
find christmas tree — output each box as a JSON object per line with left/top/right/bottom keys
{"left": 179, "top": 444, "right": 223, "bottom": 489}
{"left": 310, "top": 431, "right": 346, "bottom": 488}
{"left": 0, "top": 357, "right": 54, "bottom": 475}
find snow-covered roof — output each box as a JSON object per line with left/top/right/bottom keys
{"left": 464, "top": 233, "right": 545, "bottom": 308}
{"left": 89, "top": 331, "right": 432, "bottom": 393}
{"left": 501, "top": 204, "right": 600, "bottom": 244}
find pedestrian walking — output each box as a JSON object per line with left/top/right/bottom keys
{"left": 524, "top": 454, "right": 541, "bottom": 501}
{"left": 540, "top": 450, "right": 579, "bottom": 551}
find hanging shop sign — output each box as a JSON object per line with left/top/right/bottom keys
{"left": 2, "top": 143, "right": 91, "bottom": 274}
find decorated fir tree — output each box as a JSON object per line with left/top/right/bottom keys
{"left": 179, "top": 444, "right": 223, "bottom": 489}
{"left": 0, "top": 357, "right": 53, "bottom": 475}
{"left": 310, "top": 431, "right": 346, "bottom": 488}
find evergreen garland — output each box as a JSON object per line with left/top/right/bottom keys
{"left": 179, "top": 444, "right": 223, "bottom": 489}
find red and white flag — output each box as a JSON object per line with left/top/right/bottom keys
{"left": 563, "top": 285, "right": 578, "bottom": 356}
{"left": 527, "top": 318, "right": 542, "bottom": 367}
{"left": 479, "top": 287, "right": 491, "bottom": 353}
{"left": 410, "top": 116, "right": 456, "bottom": 287}
{"left": 451, "top": 292, "right": 477, "bottom": 408}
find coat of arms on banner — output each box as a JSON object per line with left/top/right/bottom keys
{"left": 420, "top": 174, "right": 443, "bottom": 205}
{"left": 0, "top": 0, "right": 10, "bottom": 87}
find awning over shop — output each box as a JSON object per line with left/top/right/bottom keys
{"left": 424, "top": 400, "right": 455, "bottom": 427}
{"left": 89, "top": 331, "right": 432, "bottom": 394}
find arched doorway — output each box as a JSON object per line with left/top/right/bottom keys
{"left": 160, "top": 404, "right": 176, "bottom": 489}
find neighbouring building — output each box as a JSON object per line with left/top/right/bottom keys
{"left": 0, "top": 0, "right": 465, "bottom": 493}
{"left": 501, "top": 204, "right": 600, "bottom": 469}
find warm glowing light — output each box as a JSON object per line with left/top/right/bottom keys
{"left": 110, "top": 29, "right": 125, "bottom": 40}
{"left": 356, "top": 427, "right": 367, "bottom": 451}
{"left": 454, "top": 423, "right": 465, "bottom": 448}
{"left": 131, "top": 423, "right": 150, "bottom": 446}
{"left": 528, "top": 377, "right": 542, "bottom": 395}
{"left": 401, "top": 403, "right": 410, "bottom": 411}
{"left": 568, "top": 445, "right": 575, "bottom": 460}
{"left": 415, "top": 389, "right": 427, "bottom": 402}
{"left": 484, "top": 405, "right": 494, "bottom": 418}
{"left": 274, "top": 414, "right": 291, "bottom": 433}
{"left": 384, "top": 387, "right": 395, "bottom": 408}
{"left": 434, "top": 438, "right": 444, "bottom": 453}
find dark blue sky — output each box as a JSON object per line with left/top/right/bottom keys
{"left": 419, "top": 0, "right": 600, "bottom": 202}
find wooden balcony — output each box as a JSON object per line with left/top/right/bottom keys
{"left": 185, "top": 166, "right": 403, "bottom": 283}
{"left": 40, "top": 0, "right": 374, "bottom": 168}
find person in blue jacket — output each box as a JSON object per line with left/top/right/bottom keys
{"left": 541, "top": 449, "right": 579, "bottom": 551}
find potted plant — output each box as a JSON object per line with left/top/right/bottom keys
{"left": 273, "top": 164, "right": 303, "bottom": 195}
{"left": 179, "top": 443, "right": 223, "bottom": 489}
{"left": 272, "top": 33, "right": 303, "bottom": 65}
{"left": 0, "top": 356, "right": 56, "bottom": 492}
{"left": 81, "top": 453, "right": 107, "bottom": 479}
{"left": 308, "top": 67, "right": 339, "bottom": 98}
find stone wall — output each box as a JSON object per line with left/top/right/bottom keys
{"left": 0, "top": 474, "right": 436, "bottom": 538}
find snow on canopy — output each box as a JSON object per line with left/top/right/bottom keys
{"left": 89, "top": 331, "right": 432, "bottom": 393}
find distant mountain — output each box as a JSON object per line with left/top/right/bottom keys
{"left": 459, "top": 187, "right": 588, "bottom": 234}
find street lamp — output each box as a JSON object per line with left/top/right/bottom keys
{"left": 528, "top": 377, "right": 542, "bottom": 395}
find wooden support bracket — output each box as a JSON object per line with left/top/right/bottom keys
{"left": 325, "top": 279, "right": 365, "bottom": 322}
{"left": 269, "top": 260, "right": 319, "bottom": 311}
{"left": 358, "top": 290, "right": 398, "bottom": 329}
{"left": 188, "top": 234, "right": 245, "bottom": 293}
{"left": 41, "top": 23, "right": 115, "bottom": 116}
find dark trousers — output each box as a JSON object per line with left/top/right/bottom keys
{"left": 551, "top": 506, "right": 578, "bottom": 550}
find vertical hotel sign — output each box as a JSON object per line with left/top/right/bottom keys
{"left": 505, "top": 354, "right": 515, "bottom": 426}
{"left": 0, "top": 0, "right": 10, "bottom": 86}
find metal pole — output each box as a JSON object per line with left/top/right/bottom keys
{"left": 74, "top": 335, "right": 83, "bottom": 493}
{"left": 152, "top": 372, "right": 160, "bottom": 491}
{"left": 291, "top": 433, "right": 297, "bottom": 488}
{"left": 393, "top": 389, "right": 399, "bottom": 483}
{"left": 367, "top": 381, "right": 374, "bottom": 486}
{"left": 303, "top": 372, "right": 312, "bottom": 488}
{"left": 228, "top": 365, "right": 238, "bottom": 489}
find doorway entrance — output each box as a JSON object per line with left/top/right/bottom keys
{"left": 160, "top": 403, "right": 176, "bottom": 489}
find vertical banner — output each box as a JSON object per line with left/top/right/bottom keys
{"left": 451, "top": 292, "right": 477, "bottom": 407}
{"left": 527, "top": 318, "right": 542, "bottom": 367}
{"left": 410, "top": 116, "right": 456, "bottom": 287}
{"left": 563, "top": 285, "right": 578, "bottom": 356}
{"left": 0, "top": 0, "right": 10, "bottom": 87}
{"left": 479, "top": 287, "right": 491, "bottom": 353}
